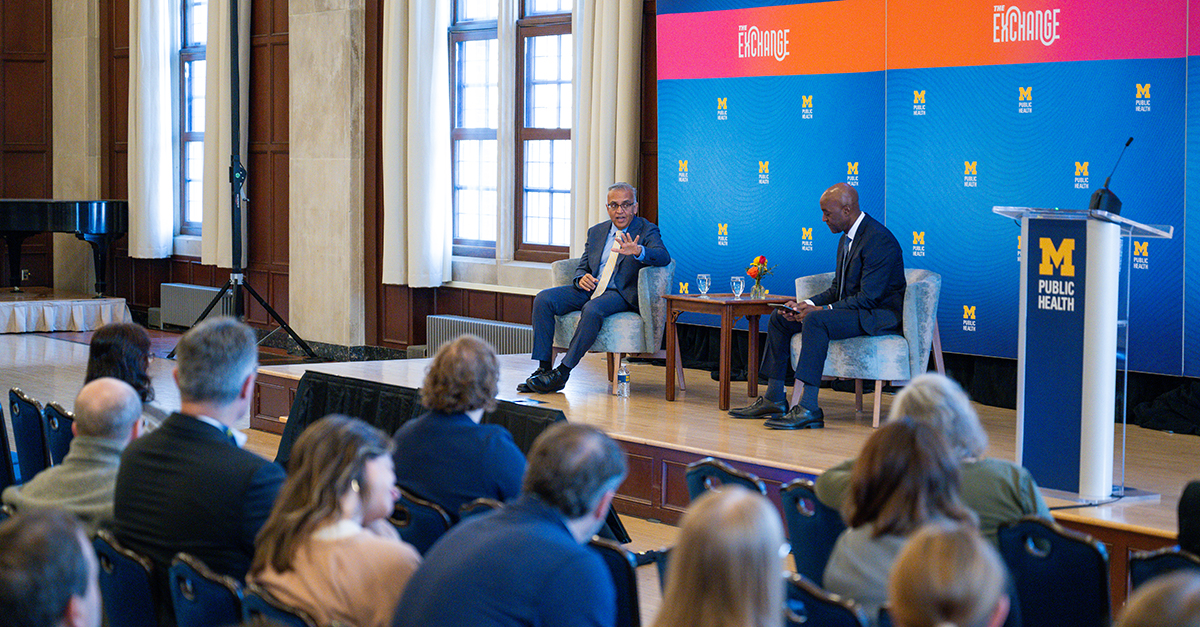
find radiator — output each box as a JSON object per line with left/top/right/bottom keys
{"left": 426, "top": 315, "right": 533, "bottom": 357}
{"left": 160, "top": 283, "right": 234, "bottom": 328}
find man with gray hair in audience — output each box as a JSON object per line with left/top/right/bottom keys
{"left": 113, "top": 316, "right": 284, "bottom": 581}
{"left": 3, "top": 378, "right": 142, "bottom": 533}
{"left": 0, "top": 509, "right": 102, "bottom": 627}
{"left": 394, "top": 423, "right": 627, "bottom": 627}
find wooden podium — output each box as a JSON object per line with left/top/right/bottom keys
{"left": 994, "top": 207, "right": 1172, "bottom": 501}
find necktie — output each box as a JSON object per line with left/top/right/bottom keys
{"left": 591, "top": 231, "right": 623, "bottom": 300}
{"left": 836, "top": 235, "right": 850, "bottom": 300}
{"left": 220, "top": 425, "right": 238, "bottom": 447}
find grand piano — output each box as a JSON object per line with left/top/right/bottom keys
{"left": 0, "top": 199, "right": 129, "bottom": 297}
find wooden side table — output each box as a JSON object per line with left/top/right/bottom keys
{"left": 664, "top": 293, "right": 791, "bottom": 410}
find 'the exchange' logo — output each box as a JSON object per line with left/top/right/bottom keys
{"left": 738, "top": 24, "right": 790, "bottom": 62}
{"left": 993, "top": 5, "right": 1061, "bottom": 46}
{"left": 1037, "top": 237, "right": 1075, "bottom": 312}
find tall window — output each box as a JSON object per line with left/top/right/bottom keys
{"left": 450, "top": 0, "right": 572, "bottom": 261}
{"left": 180, "top": 0, "right": 207, "bottom": 235}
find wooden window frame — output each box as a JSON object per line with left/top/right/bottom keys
{"left": 179, "top": 0, "right": 205, "bottom": 236}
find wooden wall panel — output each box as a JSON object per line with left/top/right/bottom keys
{"left": 466, "top": 291, "right": 498, "bottom": 320}
{"left": 500, "top": 293, "right": 533, "bottom": 325}
{"left": 4, "top": 61, "right": 47, "bottom": 143}
{"left": 3, "top": 152, "right": 49, "bottom": 197}
{"left": 3, "top": 0, "right": 46, "bottom": 54}
{"left": 272, "top": 151, "right": 288, "bottom": 263}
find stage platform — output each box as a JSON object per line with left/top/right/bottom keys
{"left": 0, "top": 287, "right": 130, "bottom": 333}
{"left": 253, "top": 351, "right": 1194, "bottom": 605}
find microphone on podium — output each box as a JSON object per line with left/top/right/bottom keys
{"left": 1089, "top": 137, "right": 1133, "bottom": 215}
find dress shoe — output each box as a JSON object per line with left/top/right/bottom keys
{"left": 764, "top": 406, "right": 824, "bottom": 430}
{"left": 516, "top": 367, "right": 550, "bottom": 393}
{"left": 526, "top": 367, "right": 571, "bottom": 394}
{"left": 728, "top": 397, "right": 787, "bottom": 418}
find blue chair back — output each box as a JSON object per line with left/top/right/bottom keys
{"left": 781, "top": 478, "right": 846, "bottom": 583}
{"left": 1130, "top": 547, "right": 1200, "bottom": 590}
{"left": 389, "top": 487, "right": 452, "bottom": 554}
{"left": 998, "top": 517, "right": 1109, "bottom": 627}
{"left": 169, "top": 553, "right": 244, "bottom": 627}
{"left": 684, "top": 457, "right": 767, "bottom": 502}
{"left": 0, "top": 403, "right": 16, "bottom": 490}
{"left": 94, "top": 529, "right": 158, "bottom": 627}
{"left": 459, "top": 497, "right": 503, "bottom": 521}
{"left": 42, "top": 401, "right": 74, "bottom": 466}
{"left": 589, "top": 538, "right": 641, "bottom": 627}
{"left": 242, "top": 583, "right": 319, "bottom": 627}
{"left": 9, "top": 388, "right": 47, "bottom": 481}
{"left": 785, "top": 573, "right": 869, "bottom": 627}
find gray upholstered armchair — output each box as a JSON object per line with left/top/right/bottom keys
{"left": 789, "top": 268, "right": 945, "bottom": 426}
{"left": 550, "top": 258, "right": 683, "bottom": 394}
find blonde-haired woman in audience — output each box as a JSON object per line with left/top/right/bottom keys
{"left": 250, "top": 415, "right": 420, "bottom": 627}
{"left": 816, "top": 373, "right": 1049, "bottom": 544}
{"left": 824, "top": 418, "right": 975, "bottom": 618}
{"left": 652, "top": 486, "right": 785, "bottom": 627}
{"left": 1117, "top": 570, "right": 1200, "bottom": 627}
{"left": 888, "top": 523, "right": 1010, "bottom": 627}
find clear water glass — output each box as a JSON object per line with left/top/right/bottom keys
{"left": 697, "top": 274, "right": 711, "bottom": 297}
{"left": 731, "top": 276, "right": 745, "bottom": 299}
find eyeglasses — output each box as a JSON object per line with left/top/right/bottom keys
{"left": 606, "top": 201, "right": 636, "bottom": 211}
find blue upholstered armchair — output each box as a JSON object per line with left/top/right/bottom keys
{"left": 550, "top": 258, "right": 683, "bottom": 394}
{"left": 789, "top": 268, "right": 945, "bottom": 426}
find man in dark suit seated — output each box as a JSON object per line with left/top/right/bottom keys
{"left": 393, "top": 423, "right": 625, "bottom": 627}
{"left": 730, "top": 183, "right": 906, "bottom": 429}
{"left": 521, "top": 182, "right": 671, "bottom": 394}
{"left": 113, "top": 317, "right": 284, "bottom": 580}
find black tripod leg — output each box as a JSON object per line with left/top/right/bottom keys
{"left": 241, "top": 281, "right": 318, "bottom": 359}
{"left": 166, "top": 279, "right": 236, "bottom": 359}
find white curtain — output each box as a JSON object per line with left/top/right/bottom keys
{"left": 381, "top": 0, "right": 452, "bottom": 286}
{"left": 200, "top": 0, "right": 251, "bottom": 268}
{"left": 126, "top": 0, "right": 175, "bottom": 259}
{"left": 571, "top": 0, "right": 643, "bottom": 254}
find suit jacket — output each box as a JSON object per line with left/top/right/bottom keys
{"left": 112, "top": 412, "right": 285, "bottom": 579}
{"left": 574, "top": 215, "right": 670, "bottom": 308}
{"left": 809, "top": 212, "right": 906, "bottom": 335}
{"left": 2, "top": 436, "right": 124, "bottom": 534}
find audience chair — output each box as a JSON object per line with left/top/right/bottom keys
{"left": 242, "top": 582, "right": 319, "bottom": 627}
{"left": 0, "top": 503, "right": 11, "bottom": 522}
{"left": 684, "top": 457, "right": 767, "bottom": 502}
{"left": 878, "top": 607, "right": 894, "bottom": 627}
{"left": 550, "top": 258, "right": 683, "bottom": 395}
{"left": 590, "top": 538, "right": 642, "bottom": 627}
{"left": 42, "top": 401, "right": 74, "bottom": 466}
{"left": 785, "top": 573, "right": 870, "bottom": 627}
{"left": 459, "top": 497, "right": 504, "bottom": 521}
{"left": 790, "top": 269, "right": 945, "bottom": 427}
{"left": 1129, "top": 546, "right": 1200, "bottom": 591}
{"left": 169, "top": 553, "right": 244, "bottom": 627}
{"left": 389, "top": 487, "right": 452, "bottom": 554}
{"left": 94, "top": 529, "right": 158, "bottom": 627}
{"left": 635, "top": 546, "right": 672, "bottom": 592}
{"left": 8, "top": 388, "right": 48, "bottom": 480}
{"left": 781, "top": 477, "right": 847, "bottom": 582}
{"left": 998, "top": 516, "right": 1109, "bottom": 627}
{"left": 0, "top": 404, "right": 16, "bottom": 490}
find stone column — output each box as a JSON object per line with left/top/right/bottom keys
{"left": 289, "top": 0, "right": 366, "bottom": 346}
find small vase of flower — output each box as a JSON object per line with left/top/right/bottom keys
{"left": 747, "top": 255, "right": 774, "bottom": 299}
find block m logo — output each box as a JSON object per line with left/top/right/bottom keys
{"left": 964, "top": 161, "right": 977, "bottom": 175}
{"left": 847, "top": 162, "right": 858, "bottom": 175}
{"left": 1038, "top": 238, "right": 1076, "bottom": 276}
{"left": 802, "top": 95, "right": 813, "bottom": 108}
{"left": 1134, "top": 241, "right": 1148, "bottom": 257}
{"left": 678, "top": 282, "right": 689, "bottom": 294}
{"left": 802, "top": 227, "right": 813, "bottom": 240}
{"left": 963, "top": 305, "right": 976, "bottom": 320}
{"left": 913, "top": 90, "right": 925, "bottom": 104}
{"left": 678, "top": 160, "right": 688, "bottom": 172}
{"left": 717, "top": 97, "right": 727, "bottom": 109}
{"left": 913, "top": 232, "right": 925, "bottom": 245}
{"left": 717, "top": 223, "right": 728, "bottom": 236}
{"left": 1019, "top": 86, "right": 1032, "bottom": 101}
{"left": 758, "top": 161, "right": 769, "bottom": 174}
{"left": 1075, "top": 162, "right": 1089, "bottom": 176}
{"left": 1137, "top": 84, "right": 1151, "bottom": 99}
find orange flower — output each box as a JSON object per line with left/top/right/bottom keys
{"left": 747, "top": 266, "right": 761, "bottom": 279}
{"left": 752, "top": 255, "right": 767, "bottom": 265}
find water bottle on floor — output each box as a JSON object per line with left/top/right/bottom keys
{"left": 617, "top": 362, "right": 630, "bottom": 397}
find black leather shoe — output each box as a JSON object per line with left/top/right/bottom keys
{"left": 728, "top": 397, "right": 787, "bottom": 418}
{"left": 527, "top": 367, "right": 570, "bottom": 394}
{"left": 517, "top": 367, "right": 550, "bottom": 393}
{"left": 764, "top": 406, "right": 824, "bottom": 430}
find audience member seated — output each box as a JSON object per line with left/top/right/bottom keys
{"left": 0, "top": 508, "right": 101, "bottom": 627}
{"left": 824, "top": 419, "right": 975, "bottom": 617}
{"left": 1116, "top": 570, "right": 1200, "bottom": 627}
{"left": 393, "top": 334, "right": 525, "bottom": 516}
{"left": 816, "top": 373, "right": 1049, "bottom": 544}
{"left": 394, "top": 423, "right": 626, "bottom": 627}
{"left": 251, "top": 415, "right": 420, "bottom": 627}
{"left": 1179, "top": 480, "right": 1200, "bottom": 555}
{"left": 113, "top": 316, "right": 285, "bottom": 581}
{"left": 888, "top": 523, "right": 1009, "bottom": 627}
{"left": 651, "top": 486, "right": 785, "bottom": 627}
{"left": 85, "top": 322, "right": 168, "bottom": 430}
{"left": 3, "top": 378, "right": 142, "bottom": 533}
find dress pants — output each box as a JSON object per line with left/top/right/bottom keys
{"left": 760, "top": 309, "right": 866, "bottom": 387}
{"left": 531, "top": 285, "right": 634, "bottom": 368}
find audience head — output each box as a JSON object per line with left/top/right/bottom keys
{"left": 654, "top": 487, "right": 785, "bottom": 627}
{"left": 1116, "top": 570, "right": 1200, "bottom": 627}
{"left": 523, "top": 424, "right": 627, "bottom": 534}
{"left": 174, "top": 316, "right": 258, "bottom": 408}
{"left": 847, "top": 418, "right": 974, "bottom": 536}
{"left": 888, "top": 373, "right": 988, "bottom": 460}
{"left": 888, "top": 523, "right": 1009, "bottom": 627}
{"left": 1179, "top": 480, "right": 1200, "bottom": 555}
{"left": 252, "top": 415, "right": 397, "bottom": 575}
{"left": 85, "top": 322, "right": 155, "bottom": 403}
{"left": 0, "top": 509, "right": 100, "bottom": 627}
{"left": 72, "top": 377, "right": 142, "bottom": 442}
{"left": 420, "top": 334, "right": 499, "bottom": 414}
